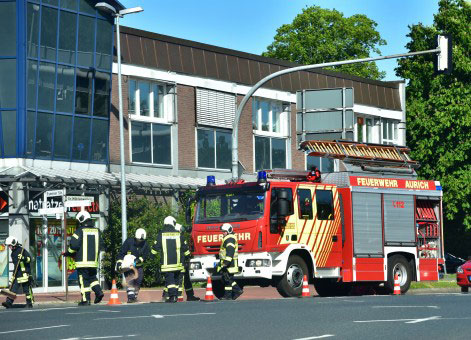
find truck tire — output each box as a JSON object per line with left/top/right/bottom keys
{"left": 313, "top": 278, "right": 351, "bottom": 297}
{"left": 276, "top": 255, "right": 308, "bottom": 297}
{"left": 385, "top": 255, "right": 412, "bottom": 294}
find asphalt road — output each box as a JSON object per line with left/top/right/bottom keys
{"left": 0, "top": 293, "right": 470, "bottom": 340}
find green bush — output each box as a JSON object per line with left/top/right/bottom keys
{"left": 102, "top": 194, "right": 191, "bottom": 288}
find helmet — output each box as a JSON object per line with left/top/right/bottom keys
{"left": 221, "top": 223, "right": 233, "bottom": 234}
{"left": 175, "top": 223, "right": 183, "bottom": 233}
{"left": 164, "top": 216, "right": 176, "bottom": 227}
{"left": 76, "top": 210, "right": 91, "bottom": 224}
{"left": 5, "top": 236, "right": 18, "bottom": 247}
{"left": 135, "top": 228, "right": 146, "bottom": 240}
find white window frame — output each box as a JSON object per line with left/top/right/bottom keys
{"left": 195, "top": 127, "right": 232, "bottom": 171}
{"left": 252, "top": 98, "right": 290, "bottom": 137}
{"left": 355, "top": 115, "right": 376, "bottom": 143}
{"left": 305, "top": 155, "right": 337, "bottom": 173}
{"left": 253, "top": 135, "right": 288, "bottom": 172}
{"left": 381, "top": 118, "right": 399, "bottom": 145}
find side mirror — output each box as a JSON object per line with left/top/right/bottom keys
{"left": 185, "top": 196, "right": 195, "bottom": 226}
{"left": 277, "top": 190, "right": 290, "bottom": 217}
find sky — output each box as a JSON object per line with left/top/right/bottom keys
{"left": 117, "top": 0, "right": 439, "bottom": 81}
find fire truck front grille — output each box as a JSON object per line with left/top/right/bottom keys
{"left": 204, "top": 244, "right": 244, "bottom": 254}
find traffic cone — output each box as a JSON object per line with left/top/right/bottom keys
{"left": 107, "top": 279, "right": 122, "bottom": 305}
{"left": 178, "top": 294, "right": 184, "bottom": 302}
{"left": 393, "top": 274, "right": 401, "bottom": 295}
{"left": 302, "top": 275, "right": 310, "bottom": 297}
{"left": 204, "top": 276, "right": 215, "bottom": 301}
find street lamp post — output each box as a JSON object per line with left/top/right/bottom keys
{"left": 95, "top": 3, "right": 143, "bottom": 244}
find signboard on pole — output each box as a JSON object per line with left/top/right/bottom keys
{"left": 46, "top": 189, "right": 66, "bottom": 198}
{"left": 38, "top": 207, "right": 65, "bottom": 215}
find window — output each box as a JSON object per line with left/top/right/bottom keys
{"left": 1, "top": 111, "right": 16, "bottom": 157}
{"left": 131, "top": 122, "right": 171, "bottom": 165}
{"left": 56, "top": 65, "right": 75, "bottom": 113}
{"left": 197, "top": 128, "right": 231, "bottom": 170}
{"left": 270, "top": 188, "right": 294, "bottom": 231}
{"left": 27, "top": 3, "right": 40, "bottom": 58}
{"left": 252, "top": 98, "right": 286, "bottom": 134}
{"left": 72, "top": 116, "right": 90, "bottom": 160}
{"left": 38, "top": 62, "right": 55, "bottom": 111}
{"left": 77, "top": 15, "right": 95, "bottom": 67}
{"left": 40, "top": 6, "right": 57, "bottom": 61}
{"left": 255, "top": 136, "right": 286, "bottom": 171}
{"left": 297, "top": 189, "right": 313, "bottom": 220}
{"left": 307, "top": 156, "right": 334, "bottom": 173}
{"left": 36, "top": 112, "right": 54, "bottom": 157}
{"left": 128, "top": 79, "right": 174, "bottom": 121}
{"left": 0, "top": 59, "right": 16, "bottom": 109}
{"left": 0, "top": 2, "right": 16, "bottom": 56}
{"left": 316, "top": 190, "right": 334, "bottom": 220}
{"left": 75, "top": 68, "right": 93, "bottom": 114}
{"left": 53, "top": 114, "right": 72, "bottom": 159}
{"left": 382, "top": 119, "right": 399, "bottom": 145}
{"left": 58, "top": 11, "right": 77, "bottom": 64}
{"left": 95, "top": 19, "right": 112, "bottom": 70}
{"left": 93, "top": 71, "right": 110, "bottom": 117}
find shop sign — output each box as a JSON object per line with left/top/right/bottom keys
{"left": 28, "top": 192, "right": 100, "bottom": 213}
{"left": 0, "top": 191, "right": 8, "bottom": 213}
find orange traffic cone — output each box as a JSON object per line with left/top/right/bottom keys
{"left": 393, "top": 274, "right": 401, "bottom": 295}
{"left": 107, "top": 279, "right": 122, "bottom": 305}
{"left": 204, "top": 276, "right": 215, "bottom": 302}
{"left": 302, "top": 275, "right": 310, "bottom": 297}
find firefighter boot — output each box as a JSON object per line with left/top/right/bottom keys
{"left": 166, "top": 295, "right": 177, "bottom": 303}
{"left": 232, "top": 288, "right": 243, "bottom": 300}
{"left": 92, "top": 286, "right": 105, "bottom": 304}
{"left": 2, "top": 298, "right": 13, "bottom": 309}
{"left": 221, "top": 291, "right": 232, "bottom": 300}
{"left": 187, "top": 294, "right": 200, "bottom": 302}
{"left": 78, "top": 292, "right": 91, "bottom": 306}
{"left": 26, "top": 299, "right": 33, "bottom": 308}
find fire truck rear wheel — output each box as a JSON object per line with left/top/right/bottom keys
{"left": 276, "top": 255, "right": 308, "bottom": 297}
{"left": 385, "top": 255, "right": 412, "bottom": 294}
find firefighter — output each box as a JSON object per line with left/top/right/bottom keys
{"left": 152, "top": 216, "right": 187, "bottom": 303}
{"left": 116, "top": 228, "right": 150, "bottom": 303}
{"left": 175, "top": 223, "right": 200, "bottom": 302}
{"left": 215, "top": 223, "right": 243, "bottom": 300}
{"left": 2, "top": 237, "right": 34, "bottom": 309}
{"left": 63, "top": 211, "right": 104, "bottom": 306}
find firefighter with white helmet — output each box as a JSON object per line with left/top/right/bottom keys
{"left": 175, "top": 223, "right": 200, "bottom": 301}
{"left": 2, "top": 237, "right": 34, "bottom": 309}
{"left": 152, "top": 216, "right": 189, "bottom": 303}
{"left": 63, "top": 210, "right": 104, "bottom": 306}
{"left": 215, "top": 223, "right": 243, "bottom": 300}
{"left": 116, "top": 227, "right": 150, "bottom": 303}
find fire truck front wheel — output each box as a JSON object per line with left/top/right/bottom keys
{"left": 386, "top": 255, "right": 412, "bottom": 294}
{"left": 276, "top": 255, "right": 308, "bottom": 297}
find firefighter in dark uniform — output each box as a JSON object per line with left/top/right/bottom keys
{"left": 116, "top": 228, "right": 150, "bottom": 303}
{"left": 152, "top": 216, "right": 188, "bottom": 303}
{"left": 175, "top": 223, "right": 200, "bottom": 301}
{"left": 2, "top": 237, "right": 34, "bottom": 308}
{"left": 215, "top": 223, "right": 243, "bottom": 300}
{"left": 63, "top": 211, "right": 104, "bottom": 306}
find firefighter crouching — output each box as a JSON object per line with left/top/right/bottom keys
{"left": 116, "top": 228, "right": 150, "bottom": 303}
{"left": 152, "top": 216, "right": 188, "bottom": 303}
{"left": 2, "top": 237, "right": 34, "bottom": 309}
{"left": 63, "top": 211, "right": 105, "bottom": 306}
{"left": 175, "top": 223, "right": 200, "bottom": 302}
{"left": 215, "top": 223, "right": 243, "bottom": 300}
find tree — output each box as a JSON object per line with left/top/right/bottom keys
{"left": 395, "top": 0, "right": 471, "bottom": 256}
{"left": 262, "top": 6, "right": 386, "bottom": 80}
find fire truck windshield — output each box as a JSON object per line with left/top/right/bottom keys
{"left": 195, "top": 189, "right": 265, "bottom": 223}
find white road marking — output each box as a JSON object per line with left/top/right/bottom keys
{"left": 61, "top": 335, "right": 138, "bottom": 340}
{"left": 0, "top": 324, "right": 70, "bottom": 335}
{"left": 372, "top": 305, "right": 439, "bottom": 309}
{"left": 21, "top": 306, "right": 79, "bottom": 312}
{"left": 67, "top": 310, "right": 121, "bottom": 315}
{"left": 406, "top": 316, "right": 441, "bottom": 324}
{"left": 354, "top": 316, "right": 441, "bottom": 324}
{"left": 293, "top": 335, "right": 335, "bottom": 340}
{"left": 95, "top": 312, "right": 216, "bottom": 321}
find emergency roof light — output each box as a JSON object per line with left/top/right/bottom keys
{"left": 257, "top": 171, "right": 267, "bottom": 183}
{"left": 206, "top": 175, "right": 216, "bottom": 186}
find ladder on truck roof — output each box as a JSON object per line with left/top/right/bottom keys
{"left": 299, "top": 140, "right": 419, "bottom": 168}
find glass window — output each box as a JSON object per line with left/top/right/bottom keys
{"left": 38, "top": 62, "right": 56, "bottom": 111}
{"left": 216, "top": 130, "right": 231, "bottom": 169}
{"left": 261, "top": 101, "right": 269, "bottom": 131}
{"left": 0, "top": 2, "right": 16, "bottom": 56}
{"left": 0, "top": 59, "right": 17, "bottom": 109}
{"left": 36, "top": 112, "right": 54, "bottom": 157}
{"left": 152, "top": 124, "right": 171, "bottom": 165}
{"left": 27, "top": 60, "right": 38, "bottom": 110}
{"left": 297, "top": 189, "right": 313, "bottom": 220}
{"left": 26, "top": 111, "right": 36, "bottom": 156}
{"left": 366, "top": 118, "right": 373, "bottom": 143}
{"left": 77, "top": 15, "right": 95, "bottom": 67}
{"left": 93, "top": 71, "right": 110, "bottom": 117}
{"left": 153, "top": 84, "right": 164, "bottom": 118}
{"left": 307, "top": 156, "right": 334, "bottom": 173}
{"left": 56, "top": 65, "right": 75, "bottom": 113}
{"left": 75, "top": 68, "right": 93, "bottom": 114}
{"left": 53, "top": 114, "right": 72, "bottom": 159}
{"left": 72, "top": 117, "right": 90, "bottom": 160}
{"left": 128, "top": 79, "right": 136, "bottom": 113}
{"left": 40, "top": 7, "right": 58, "bottom": 61}
{"left": 43, "top": 0, "right": 59, "bottom": 5}
{"left": 139, "top": 82, "right": 150, "bottom": 117}
{"left": 255, "top": 136, "right": 270, "bottom": 171}
{"left": 58, "top": 11, "right": 77, "bottom": 64}
{"left": 271, "top": 138, "right": 286, "bottom": 169}
{"left": 1, "top": 111, "right": 16, "bottom": 156}
{"left": 131, "top": 121, "right": 151, "bottom": 163}
{"left": 197, "top": 129, "right": 215, "bottom": 168}
{"left": 27, "top": 3, "right": 40, "bottom": 58}
{"left": 272, "top": 102, "right": 281, "bottom": 133}
{"left": 96, "top": 19, "right": 112, "bottom": 70}
{"left": 79, "top": 0, "right": 96, "bottom": 15}
{"left": 316, "top": 190, "right": 334, "bottom": 220}
{"left": 270, "top": 188, "right": 294, "bottom": 222}
{"left": 61, "top": 0, "right": 78, "bottom": 11}
{"left": 91, "top": 119, "right": 108, "bottom": 162}
{"left": 252, "top": 99, "right": 259, "bottom": 130}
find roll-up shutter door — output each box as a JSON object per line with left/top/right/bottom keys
{"left": 384, "top": 194, "right": 415, "bottom": 245}
{"left": 196, "top": 88, "right": 236, "bottom": 129}
{"left": 353, "top": 192, "right": 383, "bottom": 256}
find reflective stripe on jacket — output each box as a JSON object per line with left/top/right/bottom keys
{"left": 69, "top": 224, "right": 103, "bottom": 268}
{"left": 219, "top": 234, "right": 239, "bottom": 274}
{"left": 152, "top": 225, "right": 188, "bottom": 272}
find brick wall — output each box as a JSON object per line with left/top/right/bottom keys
{"left": 178, "top": 85, "right": 196, "bottom": 169}
{"left": 290, "top": 103, "right": 305, "bottom": 170}
{"left": 237, "top": 95, "right": 254, "bottom": 174}
{"left": 109, "top": 74, "right": 130, "bottom": 165}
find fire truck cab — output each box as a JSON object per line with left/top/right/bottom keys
{"left": 188, "top": 141, "right": 444, "bottom": 298}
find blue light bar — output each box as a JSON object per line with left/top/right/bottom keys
{"left": 257, "top": 171, "right": 267, "bottom": 183}
{"left": 207, "top": 175, "right": 216, "bottom": 186}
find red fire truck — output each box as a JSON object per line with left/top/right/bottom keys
{"left": 188, "top": 140, "right": 444, "bottom": 297}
